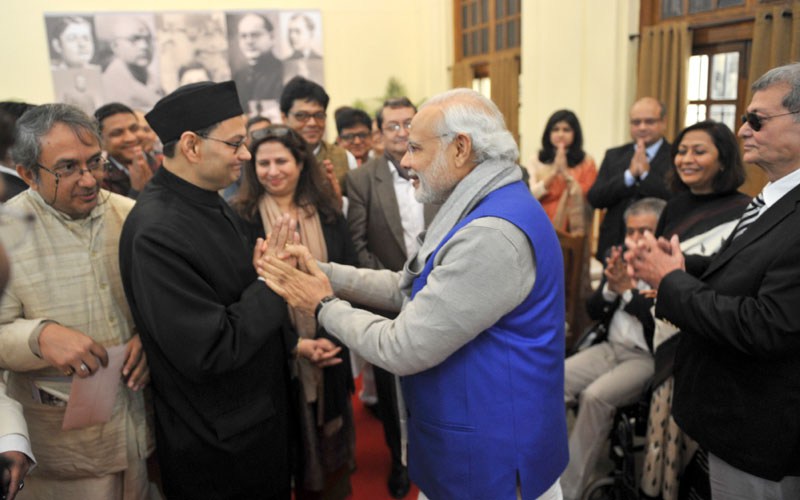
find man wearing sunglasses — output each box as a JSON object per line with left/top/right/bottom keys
{"left": 0, "top": 104, "right": 152, "bottom": 499}
{"left": 121, "top": 81, "right": 340, "bottom": 500}
{"left": 628, "top": 62, "right": 800, "bottom": 499}
{"left": 588, "top": 97, "right": 673, "bottom": 263}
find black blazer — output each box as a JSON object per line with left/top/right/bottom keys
{"left": 586, "top": 278, "right": 656, "bottom": 352}
{"left": 588, "top": 141, "right": 672, "bottom": 260}
{"left": 657, "top": 182, "right": 800, "bottom": 481}
{"left": 1, "top": 170, "right": 27, "bottom": 202}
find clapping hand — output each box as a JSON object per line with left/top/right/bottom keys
{"left": 604, "top": 246, "right": 635, "bottom": 295}
{"left": 624, "top": 232, "right": 684, "bottom": 290}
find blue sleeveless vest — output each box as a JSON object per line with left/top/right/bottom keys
{"left": 403, "top": 181, "right": 568, "bottom": 499}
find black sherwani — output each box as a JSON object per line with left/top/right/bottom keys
{"left": 119, "top": 167, "right": 293, "bottom": 499}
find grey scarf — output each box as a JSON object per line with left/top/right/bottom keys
{"left": 399, "top": 159, "right": 522, "bottom": 295}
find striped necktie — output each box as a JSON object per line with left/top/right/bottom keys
{"left": 731, "top": 192, "right": 765, "bottom": 239}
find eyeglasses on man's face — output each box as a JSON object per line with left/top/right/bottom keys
{"left": 629, "top": 118, "right": 661, "bottom": 127}
{"left": 339, "top": 132, "right": 370, "bottom": 143}
{"left": 289, "top": 111, "right": 327, "bottom": 123}
{"left": 36, "top": 156, "right": 108, "bottom": 181}
{"left": 197, "top": 134, "right": 247, "bottom": 152}
{"left": 741, "top": 110, "right": 800, "bottom": 132}
{"left": 383, "top": 121, "right": 412, "bottom": 133}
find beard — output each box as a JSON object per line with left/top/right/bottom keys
{"left": 414, "top": 148, "right": 458, "bottom": 205}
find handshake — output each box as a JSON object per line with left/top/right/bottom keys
{"left": 252, "top": 214, "right": 341, "bottom": 368}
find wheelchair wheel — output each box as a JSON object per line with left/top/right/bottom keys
{"left": 581, "top": 477, "right": 618, "bottom": 500}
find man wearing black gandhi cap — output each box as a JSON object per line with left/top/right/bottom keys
{"left": 119, "top": 81, "right": 341, "bottom": 499}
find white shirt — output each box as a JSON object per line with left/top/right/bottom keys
{"left": 603, "top": 280, "right": 651, "bottom": 352}
{"left": 759, "top": 165, "right": 800, "bottom": 215}
{"left": 388, "top": 160, "right": 425, "bottom": 256}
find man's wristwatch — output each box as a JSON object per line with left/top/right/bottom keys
{"left": 315, "top": 295, "right": 337, "bottom": 321}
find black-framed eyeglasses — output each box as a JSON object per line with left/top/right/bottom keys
{"left": 741, "top": 110, "right": 800, "bottom": 132}
{"left": 197, "top": 134, "right": 247, "bottom": 152}
{"left": 339, "top": 132, "right": 370, "bottom": 143}
{"left": 35, "top": 156, "right": 108, "bottom": 181}
{"left": 289, "top": 111, "right": 327, "bottom": 123}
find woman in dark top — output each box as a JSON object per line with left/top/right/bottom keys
{"left": 641, "top": 121, "right": 749, "bottom": 500}
{"left": 230, "top": 125, "right": 356, "bottom": 500}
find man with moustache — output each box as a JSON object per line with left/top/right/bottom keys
{"left": 99, "top": 16, "right": 163, "bottom": 110}
{"left": 95, "top": 103, "right": 154, "bottom": 198}
{"left": 232, "top": 13, "right": 283, "bottom": 117}
{"left": 283, "top": 13, "right": 324, "bottom": 85}
{"left": 0, "top": 103, "right": 152, "bottom": 499}
{"left": 588, "top": 97, "right": 672, "bottom": 262}
{"left": 344, "top": 96, "right": 438, "bottom": 498}
{"left": 260, "top": 89, "right": 568, "bottom": 500}
{"left": 119, "top": 81, "right": 340, "bottom": 499}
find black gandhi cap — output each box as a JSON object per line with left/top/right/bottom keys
{"left": 145, "top": 81, "right": 243, "bottom": 144}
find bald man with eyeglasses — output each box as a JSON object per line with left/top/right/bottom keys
{"left": 588, "top": 97, "right": 673, "bottom": 263}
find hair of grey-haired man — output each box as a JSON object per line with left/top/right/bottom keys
{"left": 623, "top": 197, "right": 667, "bottom": 222}
{"left": 12, "top": 104, "right": 100, "bottom": 180}
{"left": 422, "top": 88, "right": 519, "bottom": 164}
{"left": 752, "top": 62, "right": 800, "bottom": 118}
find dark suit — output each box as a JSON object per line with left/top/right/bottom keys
{"left": 0, "top": 167, "right": 27, "bottom": 202}
{"left": 658, "top": 182, "right": 800, "bottom": 481}
{"left": 588, "top": 140, "right": 672, "bottom": 260}
{"left": 233, "top": 52, "right": 284, "bottom": 115}
{"left": 345, "top": 156, "right": 437, "bottom": 469}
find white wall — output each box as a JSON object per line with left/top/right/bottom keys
{"left": 519, "top": 0, "right": 640, "bottom": 165}
{"left": 0, "top": 0, "right": 452, "bottom": 141}
{"left": 0, "top": 0, "right": 639, "bottom": 159}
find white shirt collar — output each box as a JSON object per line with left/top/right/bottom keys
{"left": 643, "top": 138, "right": 665, "bottom": 160}
{"left": 762, "top": 166, "right": 800, "bottom": 209}
{"left": 0, "top": 164, "right": 21, "bottom": 179}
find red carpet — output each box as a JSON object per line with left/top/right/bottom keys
{"left": 349, "top": 377, "right": 419, "bottom": 500}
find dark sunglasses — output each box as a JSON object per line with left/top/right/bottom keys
{"left": 250, "top": 125, "right": 298, "bottom": 142}
{"left": 741, "top": 110, "right": 800, "bottom": 132}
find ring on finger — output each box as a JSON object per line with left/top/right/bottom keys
{"left": 80, "top": 362, "right": 89, "bottom": 372}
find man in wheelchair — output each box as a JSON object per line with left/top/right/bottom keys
{"left": 561, "top": 197, "right": 665, "bottom": 500}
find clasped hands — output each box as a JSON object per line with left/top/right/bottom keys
{"left": 623, "top": 231, "right": 685, "bottom": 293}
{"left": 252, "top": 214, "right": 341, "bottom": 368}
{"left": 628, "top": 139, "right": 651, "bottom": 178}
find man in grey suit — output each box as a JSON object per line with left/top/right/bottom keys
{"left": 345, "top": 97, "right": 437, "bottom": 498}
